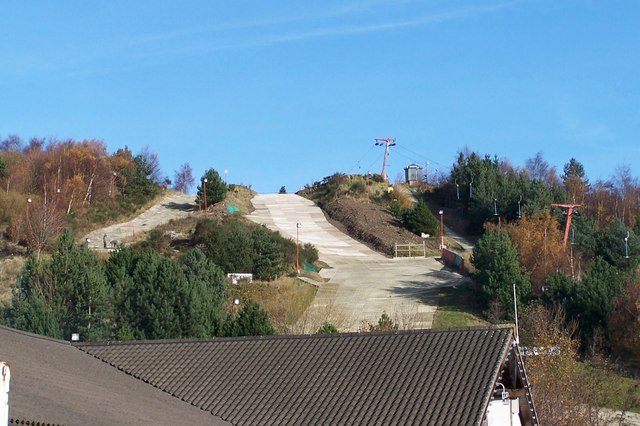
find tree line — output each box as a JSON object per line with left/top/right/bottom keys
{"left": 443, "top": 150, "right": 640, "bottom": 364}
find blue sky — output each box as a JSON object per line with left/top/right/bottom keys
{"left": 1, "top": 1, "right": 638, "bottom": 193}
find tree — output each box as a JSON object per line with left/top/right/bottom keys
{"left": 369, "top": 312, "right": 398, "bottom": 332}
{"left": 596, "top": 219, "right": 640, "bottom": 272}
{"left": 521, "top": 304, "right": 606, "bottom": 425}
{"left": 608, "top": 276, "right": 640, "bottom": 366}
{"left": 50, "top": 231, "right": 112, "bottom": 340}
{"left": 279, "top": 186, "right": 287, "bottom": 194}
{"left": 562, "top": 158, "right": 589, "bottom": 203}
{"left": 173, "top": 162, "right": 195, "bottom": 194}
{"left": 0, "top": 134, "right": 23, "bottom": 152}
{"left": 3, "top": 231, "right": 112, "bottom": 341}
{"left": 524, "top": 152, "right": 557, "bottom": 184}
{"left": 122, "top": 149, "right": 160, "bottom": 206}
{"left": 111, "top": 249, "right": 185, "bottom": 339}
{"left": 402, "top": 201, "right": 438, "bottom": 236}
{"left": 180, "top": 249, "right": 229, "bottom": 337}
{"left": 225, "top": 300, "right": 275, "bottom": 336}
{"left": 504, "top": 210, "right": 571, "bottom": 295}
{"left": 546, "top": 258, "right": 623, "bottom": 348}
{"left": 3, "top": 256, "right": 63, "bottom": 339}
{"left": 195, "top": 168, "right": 227, "bottom": 206}
{"left": 23, "top": 197, "right": 66, "bottom": 255}
{"left": 471, "top": 227, "right": 531, "bottom": 319}
{"left": 252, "top": 226, "right": 285, "bottom": 280}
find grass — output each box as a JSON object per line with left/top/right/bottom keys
{"left": 432, "top": 284, "right": 488, "bottom": 329}
{"left": 230, "top": 277, "right": 318, "bottom": 334}
{"left": 225, "top": 185, "right": 256, "bottom": 214}
{"left": 0, "top": 256, "right": 25, "bottom": 305}
{"left": 577, "top": 361, "right": 640, "bottom": 413}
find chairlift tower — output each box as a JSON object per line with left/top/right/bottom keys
{"left": 551, "top": 203, "right": 582, "bottom": 247}
{"left": 375, "top": 138, "right": 396, "bottom": 182}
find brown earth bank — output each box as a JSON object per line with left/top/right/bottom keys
{"left": 320, "top": 198, "right": 440, "bottom": 257}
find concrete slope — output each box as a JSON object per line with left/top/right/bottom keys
{"left": 247, "top": 194, "right": 467, "bottom": 332}
{"left": 83, "top": 192, "right": 197, "bottom": 251}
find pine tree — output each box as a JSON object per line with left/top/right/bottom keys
{"left": 471, "top": 228, "right": 531, "bottom": 319}
{"left": 226, "top": 300, "right": 275, "bottom": 336}
{"left": 181, "top": 248, "right": 229, "bottom": 337}
{"left": 403, "top": 201, "right": 439, "bottom": 236}
{"left": 195, "top": 168, "right": 227, "bottom": 206}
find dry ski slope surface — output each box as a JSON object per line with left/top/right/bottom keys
{"left": 83, "top": 192, "right": 196, "bottom": 251}
{"left": 247, "top": 194, "right": 468, "bottom": 332}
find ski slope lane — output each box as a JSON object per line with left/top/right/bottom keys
{"left": 247, "top": 194, "right": 467, "bottom": 332}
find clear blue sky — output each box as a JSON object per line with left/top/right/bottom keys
{"left": 1, "top": 1, "right": 638, "bottom": 193}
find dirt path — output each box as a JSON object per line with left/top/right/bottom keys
{"left": 247, "top": 194, "right": 469, "bottom": 332}
{"left": 82, "top": 192, "right": 197, "bottom": 251}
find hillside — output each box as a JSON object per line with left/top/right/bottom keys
{"left": 298, "top": 173, "right": 458, "bottom": 257}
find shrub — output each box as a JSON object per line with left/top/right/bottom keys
{"left": 403, "top": 202, "right": 438, "bottom": 236}
{"left": 316, "top": 322, "right": 338, "bottom": 334}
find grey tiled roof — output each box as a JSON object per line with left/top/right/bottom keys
{"left": 0, "top": 326, "right": 229, "bottom": 426}
{"left": 79, "top": 327, "right": 514, "bottom": 426}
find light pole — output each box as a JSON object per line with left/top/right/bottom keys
{"left": 624, "top": 231, "right": 630, "bottom": 259}
{"left": 203, "top": 178, "right": 208, "bottom": 218}
{"left": 110, "top": 172, "right": 117, "bottom": 197}
{"left": 439, "top": 210, "right": 444, "bottom": 250}
{"left": 224, "top": 170, "right": 228, "bottom": 185}
{"left": 25, "top": 197, "right": 33, "bottom": 236}
{"left": 296, "top": 223, "right": 302, "bottom": 274}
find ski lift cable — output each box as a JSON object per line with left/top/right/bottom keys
{"left": 348, "top": 143, "right": 377, "bottom": 173}
{"left": 395, "top": 145, "right": 447, "bottom": 169}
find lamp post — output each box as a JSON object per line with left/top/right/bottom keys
{"left": 224, "top": 170, "right": 228, "bottom": 185}
{"left": 624, "top": 231, "right": 630, "bottom": 259}
{"left": 296, "top": 223, "right": 302, "bottom": 274}
{"left": 439, "top": 210, "right": 444, "bottom": 250}
{"left": 110, "top": 172, "right": 117, "bottom": 197}
{"left": 203, "top": 178, "right": 208, "bottom": 218}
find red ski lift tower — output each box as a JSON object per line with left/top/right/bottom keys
{"left": 551, "top": 203, "right": 582, "bottom": 247}
{"left": 375, "top": 137, "right": 396, "bottom": 182}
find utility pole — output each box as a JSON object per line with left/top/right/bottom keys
{"left": 551, "top": 203, "right": 582, "bottom": 247}
{"left": 203, "top": 178, "right": 208, "bottom": 218}
{"left": 375, "top": 138, "right": 396, "bottom": 182}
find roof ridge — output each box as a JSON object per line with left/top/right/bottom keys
{"left": 74, "top": 325, "right": 514, "bottom": 348}
{"left": 0, "top": 324, "right": 72, "bottom": 346}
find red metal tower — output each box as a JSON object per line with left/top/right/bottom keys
{"left": 551, "top": 203, "right": 582, "bottom": 247}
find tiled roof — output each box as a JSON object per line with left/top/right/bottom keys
{"left": 79, "top": 327, "right": 514, "bottom": 426}
{"left": 0, "top": 326, "right": 229, "bottom": 426}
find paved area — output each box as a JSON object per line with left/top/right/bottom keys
{"left": 247, "top": 194, "right": 468, "bottom": 332}
{"left": 83, "top": 192, "right": 197, "bottom": 251}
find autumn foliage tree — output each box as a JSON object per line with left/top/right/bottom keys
{"left": 0, "top": 135, "right": 161, "bottom": 247}
{"left": 504, "top": 210, "right": 571, "bottom": 294}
